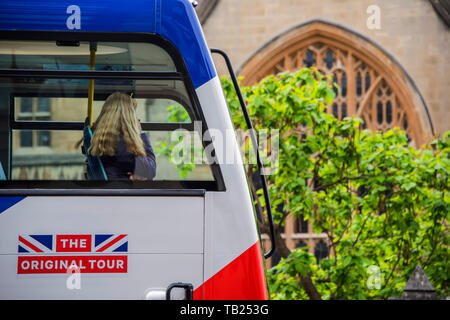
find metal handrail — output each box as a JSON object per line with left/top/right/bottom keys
{"left": 210, "top": 48, "right": 276, "bottom": 259}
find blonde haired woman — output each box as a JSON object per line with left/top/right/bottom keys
{"left": 89, "top": 92, "right": 156, "bottom": 180}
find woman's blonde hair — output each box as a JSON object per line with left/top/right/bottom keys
{"left": 89, "top": 92, "right": 146, "bottom": 157}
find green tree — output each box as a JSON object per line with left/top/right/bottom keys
{"left": 221, "top": 68, "right": 449, "bottom": 300}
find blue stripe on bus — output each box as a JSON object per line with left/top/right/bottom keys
{"left": 0, "top": 0, "right": 216, "bottom": 89}
{"left": 0, "top": 196, "right": 26, "bottom": 214}
{"left": 160, "top": 0, "right": 216, "bottom": 89}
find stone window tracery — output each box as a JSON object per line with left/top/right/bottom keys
{"left": 265, "top": 43, "right": 412, "bottom": 141}
{"left": 239, "top": 21, "right": 430, "bottom": 146}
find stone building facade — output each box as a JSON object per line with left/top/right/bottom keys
{"left": 197, "top": 0, "right": 450, "bottom": 267}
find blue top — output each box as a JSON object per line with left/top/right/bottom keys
{"left": 101, "top": 133, "right": 156, "bottom": 180}
{"left": 0, "top": 0, "right": 217, "bottom": 89}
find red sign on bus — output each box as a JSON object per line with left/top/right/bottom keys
{"left": 56, "top": 235, "right": 92, "bottom": 252}
{"left": 17, "top": 234, "right": 128, "bottom": 274}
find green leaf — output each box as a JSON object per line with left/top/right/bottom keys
{"left": 402, "top": 181, "right": 416, "bottom": 191}
{"left": 342, "top": 256, "right": 352, "bottom": 268}
{"left": 295, "top": 262, "right": 307, "bottom": 276}
{"left": 325, "top": 87, "right": 336, "bottom": 105}
{"left": 317, "top": 79, "right": 327, "bottom": 89}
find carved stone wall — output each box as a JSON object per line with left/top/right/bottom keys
{"left": 202, "top": 0, "right": 449, "bottom": 139}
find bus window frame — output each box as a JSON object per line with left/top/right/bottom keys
{"left": 11, "top": 92, "right": 196, "bottom": 130}
{"left": 0, "top": 31, "right": 225, "bottom": 192}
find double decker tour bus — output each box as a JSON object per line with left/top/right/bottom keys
{"left": 0, "top": 0, "right": 275, "bottom": 299}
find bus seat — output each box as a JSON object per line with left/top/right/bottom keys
{"left": 82, "top": 119, "right": 108, "bottom": 181}
{"left": 0, "top": 161, "right": 6, "bottom": 180}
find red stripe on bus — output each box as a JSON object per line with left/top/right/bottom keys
{"left": 19, "top": 236, "right": 43, "bottom": 253}
{"left": 193, "top": 242, "right": 268, "bottom": 300}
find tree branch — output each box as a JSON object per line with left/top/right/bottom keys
{"left": 314, "top": 174, "right": 374, "bottom": 192}
{"left": 298, "top": 272, "right": 322, "bottom": 300}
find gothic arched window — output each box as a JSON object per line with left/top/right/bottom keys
{"left": 239, "top": 21, "right": 433, "bottom": 147}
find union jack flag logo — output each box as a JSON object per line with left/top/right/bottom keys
{"left": 18, "top": 235, "right": 52, "bottom": 253}
{"left": 18, "top": 234, "right": 128, "bottom": 253}
{"left": 94, "top": 234, "right": 128, "bottom": 253}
